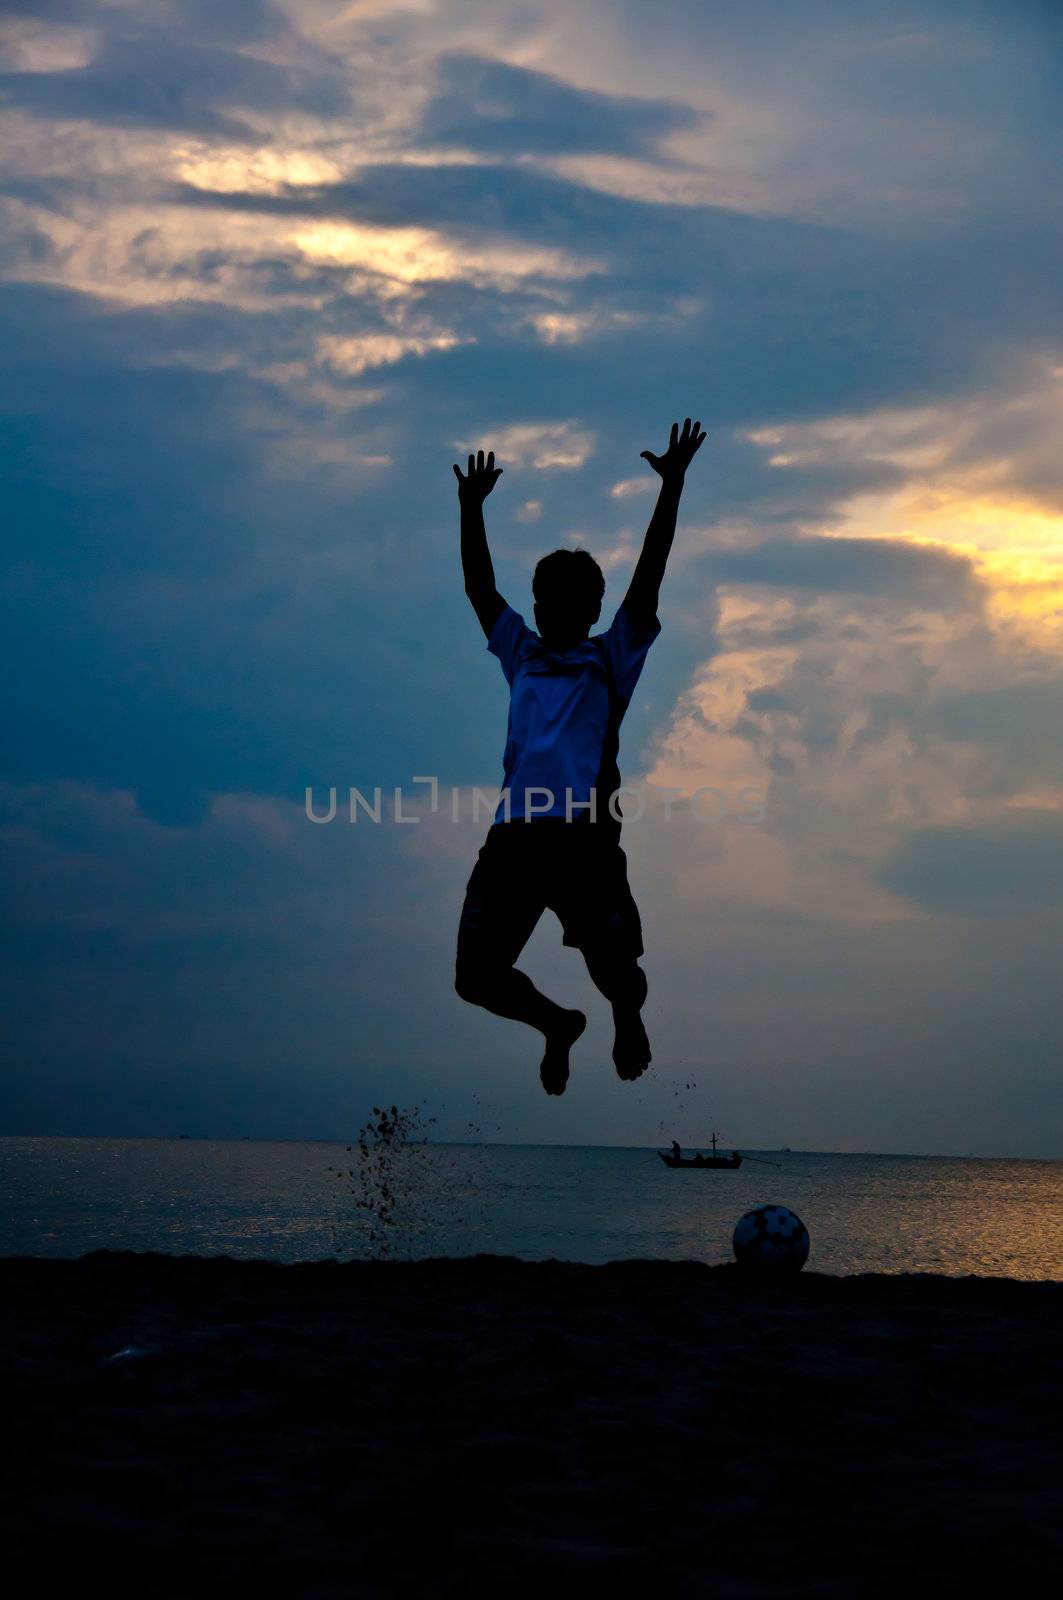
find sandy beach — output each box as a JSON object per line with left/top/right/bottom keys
{"left": 4, "top": 1253, "right": 1062, "bottom": 1596}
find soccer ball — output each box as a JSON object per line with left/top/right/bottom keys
{"left": 733, "top": 1205, "right": 810, "bottom": 1272}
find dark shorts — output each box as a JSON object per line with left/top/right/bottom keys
{"left": 456, "top": 819, "right": 644, "bottom": 971}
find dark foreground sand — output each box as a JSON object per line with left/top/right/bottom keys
{"left": 4, "top": 1253, "right": 1063, "bottom": 1596}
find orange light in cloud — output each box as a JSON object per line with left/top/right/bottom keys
{"left": 827, "top": 482, "right": 1063, "bottom": 651}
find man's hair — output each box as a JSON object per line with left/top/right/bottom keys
{"left": 532, "top": 548, "right": 605, "bottom": 608}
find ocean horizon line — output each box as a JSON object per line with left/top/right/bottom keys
{"left": 2, "top": 1132, "right": 1060, "bottom": 1164}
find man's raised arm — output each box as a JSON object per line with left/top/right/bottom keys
{"left": 622, "top": 417, "right": 707, "bottom": 632}
{"left": 453, "top": 448, "right": 506, "bottom": 639}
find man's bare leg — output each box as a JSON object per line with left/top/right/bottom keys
{"left": 611, "top": 966, "right": 651, "bottom": 1081}
{"left": 581, "top": 951, "right": 651, "bottom": 1081}
{"left": 455, "top": 963, "right": 586, "bottom": 1095}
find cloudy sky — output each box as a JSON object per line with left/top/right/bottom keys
{"left": 2, "top": 0, "right": 1062, "bottom": 1154}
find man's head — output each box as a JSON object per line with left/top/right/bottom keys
{"left": 532, "top": 549, "right": 605, "bottom": 651}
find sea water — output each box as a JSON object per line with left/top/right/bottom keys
{"left": 3, "top": 1137, "right": 1063, "bottom": 1279}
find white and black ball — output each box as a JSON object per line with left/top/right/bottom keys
{"left": 733, "top": 1204, "right": 810, "bottom": 1272}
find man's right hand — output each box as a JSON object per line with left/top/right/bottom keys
{"left": 640, "top": 418, "right": 705, "bottom": 486}
{"left": 453, "top": 449, "right": 503, "bottom": 504}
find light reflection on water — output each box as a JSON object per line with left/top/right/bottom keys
{"left": 3, "top": 1137, "right": 1063, "bottom": 1279}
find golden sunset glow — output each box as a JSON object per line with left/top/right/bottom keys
{"left": 830, "top": 487, "right": 1063, "bottom": 651}
{"left": 174, "top": 145, "right": 346, "bottom": 194}
{"left": 291, "top": 221, "right": 600, "bottom": 286}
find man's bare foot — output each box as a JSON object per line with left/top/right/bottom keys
{"left": 613, "top": 1009, "right": 651, "bottom": 1081}
{"left": 540, "top": 1008, "right": 586, "bottom": 1096}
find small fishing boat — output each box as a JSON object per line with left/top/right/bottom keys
{"left": 658, "top": 1132, "right": 742, "bottom": 1170}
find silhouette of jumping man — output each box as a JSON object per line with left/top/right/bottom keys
{"left": 453, "top": 418, "right": 706, "bottom": 1095}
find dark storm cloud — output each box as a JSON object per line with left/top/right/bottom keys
{"left": 917, "top": 677, "right": 1063, "bottom": 790}
{"left": 0, "top": 0, "right": 280, "bottom": 36}
{"left": 0, "top": 3, "right": 348, "bottom": 138}
{"left": 877, "top": 811, "right": 1063, "bottom": 913}
{"left": 712, "top": 536, "right": 980, "bottom": 604}
{"left": 0, "top": 273, "right": 425, "bottom": 822}
{"left": 417, "top": 50, "right": 705, "bottom": 161}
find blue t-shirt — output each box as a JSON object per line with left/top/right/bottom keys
{"left": 487, "top": 602, "right": 661, "bottom": 823}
